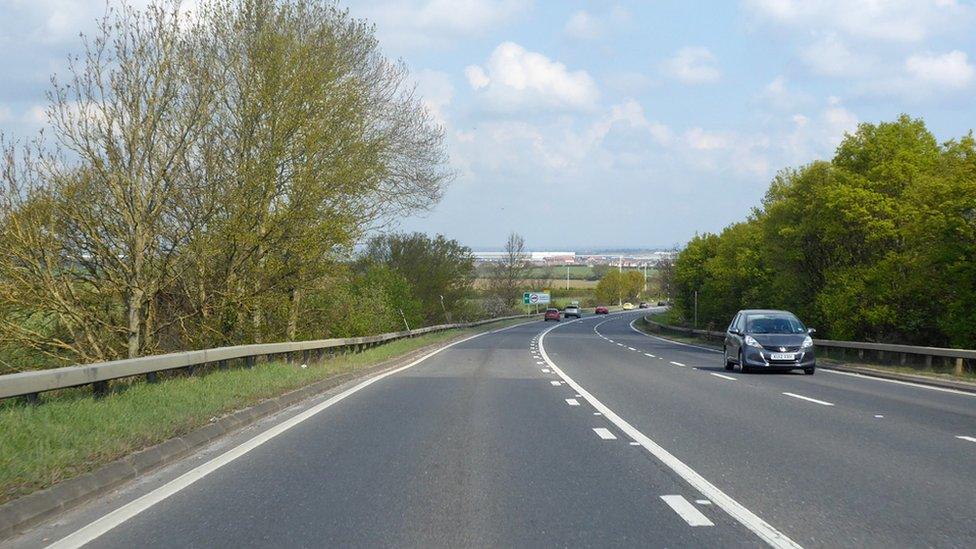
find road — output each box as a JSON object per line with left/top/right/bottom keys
{"left": 16, "top": 310, "right": 976, "bottom": 548}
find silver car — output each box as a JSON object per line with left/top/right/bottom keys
{"left": 724, "top": 309, "right": 816, "bottom": 374}
{"left": 563, "top": 305, "right": 581, "bottom": 319}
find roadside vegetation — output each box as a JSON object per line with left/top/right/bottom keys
{"left": 666, "top": 116, "right": 976, "bottom": 349}
{"left": 0, "top": 319, "right": 529, "bottom": 504}
{"left": 0, "top": 0, "right": 458, "bottom": 373}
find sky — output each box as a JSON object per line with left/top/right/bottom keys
{"left": 1, "top": 1, "right": 975, "bottom": 249}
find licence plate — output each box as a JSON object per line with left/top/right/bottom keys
{"left": 770, "top": 352, "right": 796, "bottom": 361}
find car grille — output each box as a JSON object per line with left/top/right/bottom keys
{"left": 762, "top": 345, "right": 801, "bottom": 352}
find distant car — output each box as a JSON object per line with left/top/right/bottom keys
{"left": 595, "top": 306, "right": 609, "bottom": 314}
{"left": 622, "top": 302, "right": 635, "bottom": 310}
{"left": 638, "top": 302, "right": 649, "bottom": 309}
{"left": 563, "top": 305, "right": 581, "bottom": 319}
{"left": 657, "top": 301, "right": 666, "bottom": 306}
{"left": 544, "top": 308, "right": 561, "bottom": 321}
{"left": 724, "top": 309, "right": 816, "bottom": 375}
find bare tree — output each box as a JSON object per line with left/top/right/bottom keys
{"left": 488, "top": 232, "right": 529, "bottom": 306}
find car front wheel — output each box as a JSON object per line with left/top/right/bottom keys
{"left": 724, "top": 347, "right": 734, "bottom": 371}
{"left": 804, "top": 367, "right": 815, "bottom": 375}
{"left": 739, "top": 350, "right": 751, "bottom": 374}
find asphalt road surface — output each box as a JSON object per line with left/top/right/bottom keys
{"left": 16, "top": 310, "right": 976, "bottom": 548}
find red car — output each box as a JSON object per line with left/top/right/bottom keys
{"left": 595, "top": 306, "right": 609, "bottom": 314}
{"left": 544, "top": 308, "right": 561, "bottom": 321}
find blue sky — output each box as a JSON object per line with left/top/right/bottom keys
{"left": 2, "top": 1, "right": 975, "bottom": 249}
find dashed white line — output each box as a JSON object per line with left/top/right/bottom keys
{"left": 550, "top": 380, "right": 563, "bottom": 386}
{"left": 538, "top": 320, "right": 801, "bottom": 549}
{"left": 782, "top": 392, "right": 834, "bottom": 406}
{"left": 565, "top": 398, "right": 580, "bottom": 406}
{"left": 593, "top": 412, "right": 602, "bottom": 416}
{"left": 710, "top": 373, "right": 737, "bottom": 381}
{"left": 536, "top": 361, "right": 545, "bottom": 365}
{"left": 956, "top": 435, "right": 976, "bottom": 443}
{"left": 541, "top": 368, "right": 551, "bottom": 373}
{"left": 629, "top": 441, "right": 641, "bottom": 446}
{"left": 627, "top": 347, "right": 636, "bottom": 351}
{"left": 593, "top": 428, "right": 617, "bottom": 440}
{"left": 661, "top": 495, "right": 715, "bottom": 527}
{"left": 696, "top": 499, "right": 713, "bottom": 505}
{"left": 874, "top": 414, "right": 884, "bottom": 418}
{"left": 670, "top": 361, "right": 686, "bottom": 367}
{"left": 644, "top": 353, "right": 655, "bottom": 358}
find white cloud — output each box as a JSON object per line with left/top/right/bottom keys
{"left": 466, "top": 42, "right": 600, "bottom": 112}
{"left": 564, "top": 10, "right": 600, "bottom": 40}
{"left": 414, "top": 70, "right": 454, "bottom": 127}
{"left": 663, "top": 47, "right": 720, "bottom": 84}
{"left": 800, "top": 33, "right": 879, "bottom": 77}
{"left": 357, "top": 0, "right": 529, "bottom": 50}
{"left": 684, "top": 127, "right": 730, "bottom": 150}
{"left": 464, "top": 65, "right": 490, "bottom": 90}
{"left": 563, "top": 6, "right": 630, "bottom": 41}
{"left": 743, "top": 0, "right": 972, "bottom": 43}
{"left": 757, "top": 76, "right": 812, "bottom": 111}
{"left": 905, "top": 50, "right": 975, "bottom": 89}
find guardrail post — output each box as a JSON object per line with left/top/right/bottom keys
{"left": 900, "top": 353, "right": 907, "bottom": 366}
{"left": 925, "top": 355, "right": 933, "bottom": 369}
{"left": 21, "top": 392, "right": 40, "bottom": 406}
{"left": 92, "top": 381, "right": 109, "bottom": 398}
{"left": 302, "top": 350, "right": 310, "bottom": 364}
{"left": 218, "top": 360, "right": 227, "bottom": 370}
{"left": 146, "top": 371, "right": 158, "bottom": 383}
{"left": 245, "top": 355, "right": 255, "bottom": 369}
{"left": 955, "top": 358, "right": 965, "bottom": 377}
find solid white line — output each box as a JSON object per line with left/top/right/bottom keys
{"left": 661, "top": 495, "right": 715, "bottom": 527}
{"left": 956, "top": 435, "right": 976, "bottom": 443}
{"left": 566, "top": 398, "right": 580, "bottom": 406}
{"left": 48, "top": 321, "right": 533, "bottom": 549}
{"left": 710, "top": 373, "right": 737, "bottom": 381}
{"left": 537, "top": 321, "right": 801, "bottom": 549}
{"left": 670, "top": 361, "right": 686, "bottom": 367}
{"left": 593, "top": 428, "right": 617, "bottom": 440}
{"left": 822, "top": 368, "right": 976, "bottom": 398}
{"left": 782, "top": 392, "right": 834, "bottom": 406}
{"left": 628, "top": 318, "right": 724, "bottom": 354}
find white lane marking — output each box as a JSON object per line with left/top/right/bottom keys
{"left": 566, "top": 398, "right": 580, "bottom": 406}
{"left": 616, "top": 343, "right": 624, "bottom": 347}
{"left": 48, "top": 320, "right": 536, "bottom": 549}
{"left": 629, "top": 441, "right": 641, "bottom": 445}
{"left": 538, "top": 322, "right": 801, "bottom": 549}
{"left": 608, "top": 339, "right": 615, "bottom": 343}
{"left": 670, "top": 361, "right": 686, "bottom": 367}
{"left": 644, "top": 353, "right": 655, "bottom": 358}
{"left": 782, "top": 392, "right": 834, "bottom": 406}
{"left": 661, "top": 495, "right": 715, "bottom": 527}
{"left": 627, "top": 347, "right": 636, "bottom": 351}
{"left": 710, "top": 373, "right": 737, "bottom": 381}
{"left": 536, "top": 361, "right": 545, "bottom": 365}
{"left": 696, "top": 499, "right": 713, "bottom": 505}
{"left": 593, "top": 428, "right": 617, "bottom": 440}
{"left": 593, "top": 412, "right": 602, "bottom": 416}
{"left": 628, "top": 318, "right": 724, "bottom": 354}
{"left": 956, "top": 435, "right": 976, "bottom": 443}
{"left": 541, "top": 368, "right": 551, "bottom": 373}
{"left": 822, "top": 368, "right": 976, "bottom": 398}
{"left": 874, "top": 415, "right": 884, "bottom": 418}
{"left": 550, "top": 380, "right": 563, "bottom": 386}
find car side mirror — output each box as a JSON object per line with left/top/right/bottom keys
{"left": 729, "top": 329, "right": 741, "bottom": 335}
{"left": 807, "top": 328, "right": 817, "bottom": 335}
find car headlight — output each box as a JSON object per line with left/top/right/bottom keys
{"left": 802, "top": 335, "right": 814, "bottom": 348}
{"left": 744, "top": 335, "right": 763, "bottom": 348}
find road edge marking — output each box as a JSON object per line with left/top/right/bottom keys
{"left": 47, "top": 321, "right": 535, "bottom": 549}
{"left": 538, "top": 320, "right": 802, "bottom": 549}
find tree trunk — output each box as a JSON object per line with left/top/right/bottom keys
{"left": 287, "top": 287, "right": 301, "bottom": 341}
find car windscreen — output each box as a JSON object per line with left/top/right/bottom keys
{"left": 745, "top": 314, "right": 806, "bottom": 334}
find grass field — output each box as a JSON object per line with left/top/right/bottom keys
{"left": 0, "top": 318, "right": 530, "bottom": 505}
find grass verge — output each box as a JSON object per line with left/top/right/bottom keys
{"left": 0, "top": 318, "right": 529, "bottom": 505}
